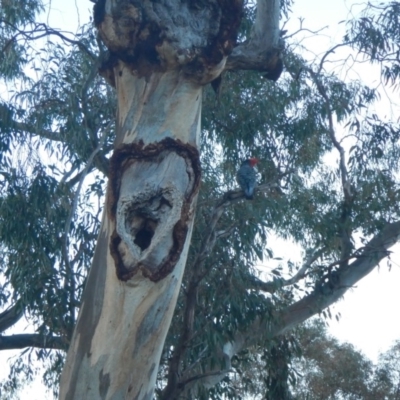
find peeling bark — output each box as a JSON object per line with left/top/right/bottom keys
{"left": 95, "top": 0, "right": 243, "bottom": 84}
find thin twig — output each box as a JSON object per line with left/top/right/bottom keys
{"left": 178, "top": 368, "right": 233, "bottom": 387}
{"left": 249, "top": 248, "right": 323, "bottom": 294}
{"left": 0, "top": 19, "right": 96, "bottom": 60}
{"left": 307, "top": 68, "right": 351, "bottom": 200}
{"left": 318, "top": 42, "right": 353, "bottom": 74}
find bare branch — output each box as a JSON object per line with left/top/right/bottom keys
{"left": 63, "top": 122, "right": 111, "bottom": 258}
{"left": 285, "top": 250, "right": 323, "bottom": 285}
{"left": 278, "top": 220, "right": 400, "bottom": 334}
{"left": 0, "top": 301, "right": 24, "bottom": 333}
{"left": 284, "top": 19, "right": 329, "bottom": 40}
{"left": 62, "top": 123, "right": 111, "bottom": 334}
{"left": 181, "top": 345, "right": 209, "bottom": 377}
{"left": 186, "top": 221, "right": 400, "bottom": 392}
{"left": 179, "top": 368, "right": 232, "bottom": 388}
{"left": 307, "top": 67, "right": 354, "bottom": 264}
{"left": 0, "top": 20, "right": 96, "bottom": 60}
{"left": 0, "top": 334, "right": 67, "bottom": 351}
{"left": 13, "top": 121, "right": 63, "bottom": 141}
{"left": 192, "top": 177, "right": 285, "bottom": 281}
{"left": 308, "top": 68, "right": 350, "bottom": 197}
{"left": 0, "top": 104, "right": 63, "bottom": 141}
{"left": 247, "top": 248, "right": 323, "bottom": 293}
{"left": 318, "top": 42, "right": 353, "bottom": 74}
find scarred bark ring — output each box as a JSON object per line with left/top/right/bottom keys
{"left": 108, "top": 138, "right": 201, "bottom": 281}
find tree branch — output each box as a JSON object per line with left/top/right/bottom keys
{"left": 308, "top": 67, "right": 354, "bottom": 264}
{"left": 0, "top": 334, "right": 67, "bottom": 351}
{"left": 0, "top": 20, "right": 96, "bottom": 60}
{"left": 308, "top": 68, "right": 350, "bottom": 198}
{"left": 191, "top": 178, "right": 284, "bottom": 287}
{"left": 62, "top": 123, "right": 111, "bottom": 335}
{"left": 186, "top": 220, "right": 400, "bottom": 391}
{"left": 318, "top": 42, "right": 353, "bottom": 74}
{"left": 179, "top": 368, "right": 232, "bottom": 388}
{"left": 0, "top": 103, "right": 64, "bottom": 141}
{"left": 247, "top": 248, "right": 323, "bottom": 293}
{"left": 161, "top": 177, "right": 285, "bottom": 398}
{"left": 226, "top": 0, "right": 283, "bottom": 77}
{"left": 0, "top": 301, "right": 24, "bottom": 333}
{"left": 14, "top": 121, "right": 63, "bottom": 141}
{"left": 278, "top": 220, "right": 400, "bottom": 334}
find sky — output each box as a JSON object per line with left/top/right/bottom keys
{"left": 2, "top": 0, "right": 400, "bottom": 398}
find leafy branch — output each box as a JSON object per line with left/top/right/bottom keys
{"left": 161, "top": 174, "right": 287, "bottom": 398}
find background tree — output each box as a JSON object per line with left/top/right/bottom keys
{"left": 1, "top": 0, "right": 400, "bottom": 399}
{"left": 292, "top": 320, "right": 373, "bottom": 400}
{"left": 229, "top": 321, "right": 400, "bottom": 400}
{"left": 371, "top": 340, "right": 400, "bottom": 400}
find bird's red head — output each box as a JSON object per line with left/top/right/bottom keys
{"left": 249, "top": 158, "right": 259, "bottom": 167}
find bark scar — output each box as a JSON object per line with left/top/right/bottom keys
{"left": 108, "top": 138, "right": 201, "bottom": 282}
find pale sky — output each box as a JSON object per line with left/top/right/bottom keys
{"left": 1, "top": 0, "right": 400, "bottom": 398}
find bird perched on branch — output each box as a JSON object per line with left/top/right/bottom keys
{"left": 236, "top": 158, "right": 259, "bottom": 199}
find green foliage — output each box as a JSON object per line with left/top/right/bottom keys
{"left": 293, "top": 320, "right": 373, "bottom": 399}
{"left": 289, "top": 321, "right": 400, "bottom": 400}
{"left": 1, "top": 1, "right": 400, "bottom": 399}
{"left": 371, "top": 340, "right": 400, "bottom": 400}
{"left": 222, "top": 320, "right": 400, "bottom": 400}
{"left": 345, "top": 2, "right": 400, "bottom": 86}
{"left": 0, "top": 0, "right": 44, "bottom": 79}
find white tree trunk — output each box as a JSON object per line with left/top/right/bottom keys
{"left": 59, "top": 68, "right": 202, "bottom": 399}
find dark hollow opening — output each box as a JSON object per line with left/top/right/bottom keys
{"left": 134, "top": 219, "right": 157, "bottom": 251}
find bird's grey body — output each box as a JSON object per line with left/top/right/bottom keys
{"left": 237, "top": 158, "right": 258, "bottom": 199}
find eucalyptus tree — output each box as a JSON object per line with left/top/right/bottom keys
{"left": 58, "top": 0, "right": 285, "bottom": 398}
{"left": 1, "top": 1, "right": 400, "bottom": 399}
{"left": 292, "top": 321, "right": 373, "bottom": 400}
{"left": 372, "top": 340, "right": 400, "bottom": 400}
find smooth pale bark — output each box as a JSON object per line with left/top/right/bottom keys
{"left": 113, "top": 66, "right": 202, "bottom": 147}
{"left": 226, "top": 0, "right": 282, "bottom": 72}
{"left": 59, "top": 68, "right": 202, "bottom": 400}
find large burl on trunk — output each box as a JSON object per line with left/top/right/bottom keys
{"left": 59, "top": 1, "right": 282, "bottom": 399}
